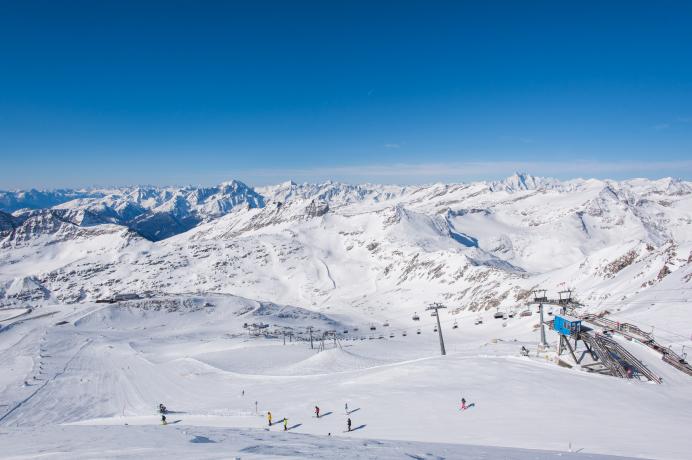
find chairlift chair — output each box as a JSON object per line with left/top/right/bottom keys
{"left": 402, "top": 331, "right": 407, "bottom": 337}
{"left": 389, "top": 333, "right": 394, "bottom": 338}
{"left": 370, "top": 324, "right": 376, "bottom": 331}
{"left": 383, "top": 321, "right": 390, "bottom": 327}
{"left": 416, "top": 328, "right": 421, "bottom": 335}
{"left": 433, "top": 326, "right": 438, "bottom": 332}
{"left": 412, "top": 313, "right": 420, "bottom": 321}
{"left": 453, "top": 320, "right": 459, "bottom": 329}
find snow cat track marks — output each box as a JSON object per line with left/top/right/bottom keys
{"left": 0, "top": 338, "right": 92, "bottom": 425}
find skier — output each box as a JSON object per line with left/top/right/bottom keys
{"left": 521, "top": 346, "right": 529, "bottom": 356}
{"left": 460, "top": 398, "right": 467, "bottom": 410}
{"left": 347, "top": 417, "right": 352, "bottom": 432}
{"left": 345, "top": 402, "right": 348, "bottom": 414}
{"left": 161, "top": 414, "right": 167, "bottom": 425}
{"left": 283, "top": 417, "right": 288, "bottom": 431}
{"left": 267, "top": 411, "right": 272, "bottom": 426}
{"left": 315, "top": 405, "right": 320, "bottom": 418}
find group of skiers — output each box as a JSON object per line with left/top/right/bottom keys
{"left": 159, "top": 403, "right": 168, "bottom": 425}
{"left": 266, "top": 404, "right": 354, "bottom": 432}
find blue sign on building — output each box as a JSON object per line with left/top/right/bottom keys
{"left": 554, "top": 315, "right": 581, "bottom": 336}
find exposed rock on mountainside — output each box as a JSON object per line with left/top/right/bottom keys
{"left": 1, "top": 174, "right": 691, "bottom": 318}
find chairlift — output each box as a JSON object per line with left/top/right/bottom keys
{"left": 370, "top": 324, "right": 376, "bottom": 331}
{"left": 368, "top": 335, "right": 374, "bottom": 340}
{"left": 378, "top": 334, "right": 384, "bottom": 339}
{"left": 431, "top": 311, "right": 437, "bottom": 317}
{"left": 433, "top": 326, "right": 438, "bottom": 332}
{"left": 474, "top": 316, "right": 483, "bottom": 325}
{"left": 416, "top": 328, "right": 421, "bottom": 335}
{"left": 402, "top": 331, "right": 407, "bottom": 337}
{"left": 353, "top": 327, "right": 359, "bottom": 331}
{"left": 453, "top": 320, "right": 459, "bottom": 329}
{"left": 343, "top": 330, "right": 349, "bottom": 334}
{"left": 383, "top": 321, "right": 390, "bottom": 327}
{"left": 412, "top": 313, "right": 420, "bottom": 321}
{"left": 389, "top": 333, "right": 394, "bottom": 338}
{"left": 508, "top": 310, "right": 516, "bottom": 318}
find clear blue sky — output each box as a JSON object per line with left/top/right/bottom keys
{"left": 1, "top": 1, "right": 692, "bottom": 188}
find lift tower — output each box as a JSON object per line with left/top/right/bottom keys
{"left": 426, "top": 303, "right": 447, "bottom": 356}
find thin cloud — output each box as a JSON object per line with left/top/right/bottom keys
{"left": 653, "top": 123, "right": 670, "bottom": 131}
{"left": 384, "top": 143, "right": 401, "bottom": 149}
{"left": 232, "top": 160, "right": 692, "bottom": 185}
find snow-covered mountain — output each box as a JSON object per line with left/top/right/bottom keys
{"left": 1, "top": 173, "right": 691, "bottom": 324}
{"left": 0, "top": 180, "right": 264, "bottom": 241}
{"left": 2, "top": 173, "right": 692, "bottom": 459}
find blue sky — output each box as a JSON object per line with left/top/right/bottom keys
{"left": 1, "top": 1, "right": 692, "bottom": 188}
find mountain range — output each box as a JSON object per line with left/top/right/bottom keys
{"left": 1, "top": 173, "right": 691, "bottom": 325}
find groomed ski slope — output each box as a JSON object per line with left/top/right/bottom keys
{"left": 1, "top": 297, "right": 691, "bottom": 459}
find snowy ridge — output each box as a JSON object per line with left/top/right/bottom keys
{"left": 1, "top": 174, "right": 691, "bottom": 321}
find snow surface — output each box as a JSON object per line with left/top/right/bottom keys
{"left": 1, "top": 174, "right": 692, "bottom": 458}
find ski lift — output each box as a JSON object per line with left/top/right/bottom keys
{"left": 383, "top": 321, "right": 390, "bottom": 327}
{"left": 378, "top": 334, "right": 384, "bottom": 339}
{"left": 402, "top": 331, "right": 407, "bottom": 337}
{"left": 433, "top": 326, "right": 438, "bottom": 332}
{"left": 453, "top": 320, "right": 459, "bottom": 329}
{"left": 369, "top": 335, "right": 374, "bottom": 340}
{"left": 494, "top": 311, "right": 504, "bottom": 319}
{"left": 389, "top": 333, "right": 394, "bottom": 338}
{"left": 431, "top": 311, "right": 437, "bottom": 317}
{"left": 412, "top": 313, "right": 420, "bottom": 321}
{"left": 353, "top": 327, "right": 359, "bottom": 331}
{"left": 416, "top": 328, "right": 421, "bottom": 335}
{"left": 343, "top": 330, "right": 349, "bottom": 334}
{"left": 508, "top": 310, "right": 516, "bottom": 318}
{"left": 370, "top": 324, "right": 376, "bottom": 331}
{"left": 474, "top": 316, "right": 483, "bottom": 325}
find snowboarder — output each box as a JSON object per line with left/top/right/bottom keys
{"left": 267, "top": 411, "right": 272, "bottom": 426}
{"left": 315, "top": 405, "right": 320, "bottom": 418}
{"left": 460, "top": 398, "right": 467, "bottom": 410}
{"left": 347, "top": 417, "right": 352, "bottom": 432}
{"left": 283, "top": 417, "right": 288, "bottom": 431}
{"left": 521, "top": 346, "right": 529, "bottom": 356}
{"left": 161, "top": 414, "right": 167, "bottom": 425}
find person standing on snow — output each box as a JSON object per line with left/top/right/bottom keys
{"left": 345, "top": 402, "right": 348, "bottom": 414}
{"left": 347, "top": 417, "right": 352, "bottom": 431}
{"left": 267, "top": 411, "right": 272, "bottom": 426}
{"left": 161, "top": 414, "right": 167, "bottom": 425}
{"left": 315, "top": 405, "right": 320, "bottom": 418}
{"left": 283, "top": 417, "right": 288, "bottom": 431}
{"left": 460, "top": 398, "right": 467, "bottom": 410}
